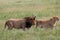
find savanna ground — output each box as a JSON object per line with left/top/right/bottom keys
{"left": 0, "top": 0, "right": 60, "bottom": 40}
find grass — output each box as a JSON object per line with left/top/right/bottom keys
{"left": 0, "top": 0, "right": 60, "bottom": 40}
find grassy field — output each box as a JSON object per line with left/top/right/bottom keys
{"left": 0, "top": 0, "right": 60, "bottom": 40}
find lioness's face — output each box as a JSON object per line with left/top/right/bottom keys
{"left": 53, "top": 16, "right": 59, "bottom": 21}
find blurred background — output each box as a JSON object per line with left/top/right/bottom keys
{"left": 0, "top": 0, "right": 60, "bottom": 40}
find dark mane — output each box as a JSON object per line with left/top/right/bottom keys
{"left": 25, "top": 22, "right": 32, "bottom": 28}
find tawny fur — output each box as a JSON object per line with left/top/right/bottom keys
{"left": 36, "top": 16, "right": 59, "bottom": 29}
{"left": 5, "top": 16, "right": 36, "bottom": 30}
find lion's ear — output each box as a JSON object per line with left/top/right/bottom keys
{"left": 33, "top": 16, "right": 36, "bottom": 20}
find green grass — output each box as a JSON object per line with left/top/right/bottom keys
{"left": 0, "top": 0, "right": 60, "bottom": 40}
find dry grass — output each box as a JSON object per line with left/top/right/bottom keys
{"left": 0, "top": 0, "right": 60, "bottom": 40}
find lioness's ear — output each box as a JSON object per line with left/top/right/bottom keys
{"left": 33, "top": 16, "right": 36, "bottom": 20}
{"left": 34, "top": 16, "right": 36, "bottom": 18}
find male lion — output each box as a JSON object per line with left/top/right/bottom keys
{"left": 5, "top": 16, "right": 36, "bottom": 30}
{"left": 36, "top": 16, "right": 59, "bottom": 29}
